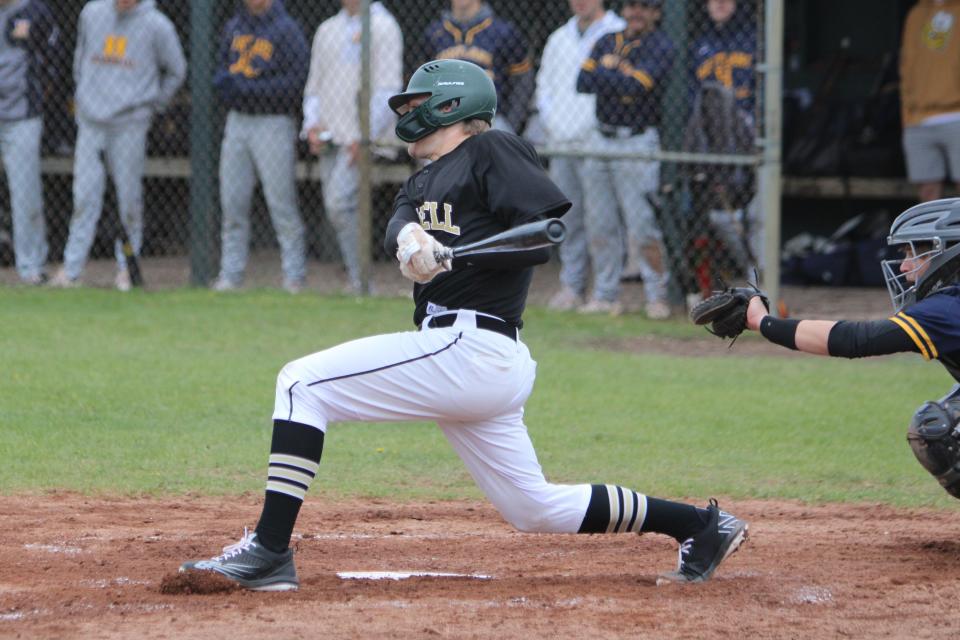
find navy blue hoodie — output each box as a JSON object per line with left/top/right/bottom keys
{"left": 0, "top": 0, "right": 60, "bottom": 121}
{"left": 216, "top": 0, "right": 309, "bottom": 115}
{"left": 689, "top": 12, "right": 756, "bottom": 116}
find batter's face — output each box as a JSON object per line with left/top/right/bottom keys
{"left": 341, "top": 0, "right": 361, "bottom": 15}
{"left": 622, "top": 3, "right": 661, "bottom": 37}
{"left": 115, "top": 0, "right": 138, "bottom": 12}
{"left": 707, "top": 0, "right": 737, "bottom": 26}
{"left": 244, "top": 0, "right": 273, "bottom": 16}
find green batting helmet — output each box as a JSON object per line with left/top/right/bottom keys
{"left": 388, "top": 59, "right": 497, "bottom": 143}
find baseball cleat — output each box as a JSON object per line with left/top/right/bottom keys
{"left": 660, "top": 498, "right": 748, "bottom": 583}
{"left": 179, "top": 528, "right": 299, "bottom": 591}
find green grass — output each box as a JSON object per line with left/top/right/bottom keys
{"left": 1, "top": 286, "right": 954, "bottom": 508}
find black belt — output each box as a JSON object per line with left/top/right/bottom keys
{"left": 598, "top": 124, "right": 646, "bottom": 138}
{"left": 427, "top": 313, "right": 517, "bottom": 341}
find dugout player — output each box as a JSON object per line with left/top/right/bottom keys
{"left": 744, "top": 198, "right": 960, "bottom": 497}
{"left": 424, "top": 0, "right": 533, "bottom": 134}
{"left": 179, "top": 59, "right": 748, "bottom": 591}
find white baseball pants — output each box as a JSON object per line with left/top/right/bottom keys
{"left": 272, "top": 309, "right": 591, "bottom": 533}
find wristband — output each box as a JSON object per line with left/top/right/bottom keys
{"left": 759, "top": 316, "right": 800, "bottom": 350}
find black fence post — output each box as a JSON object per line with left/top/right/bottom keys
{"left": 188, "top": 2, "right": 216, "bottom": 286}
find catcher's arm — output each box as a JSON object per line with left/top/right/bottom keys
{"left": 748, "top": 298, "right": 919, "bottom": 358}
{"left": 746, "top": 297, "right": 833, "bottom": 355}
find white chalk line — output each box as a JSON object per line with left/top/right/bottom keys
{"left": 337, "top": 571, "right": 492, "bottom": 581}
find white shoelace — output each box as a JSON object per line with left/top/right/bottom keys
{"left": 676, "top": 538, "right": 693, "bottom": 569}
{"left": 213, "top": 527, "right": 256, "bottom": 562}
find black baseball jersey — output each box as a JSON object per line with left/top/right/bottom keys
{"left": 385, "top": 129, "right": 571, "bottom": 327}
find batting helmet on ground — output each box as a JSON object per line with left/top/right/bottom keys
{"left": 388, "top": 59, "right": 497, "bottom": 143}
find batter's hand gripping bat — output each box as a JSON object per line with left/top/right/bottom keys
{"left": 434, "top": 218, "right": 566, "bottom": 262}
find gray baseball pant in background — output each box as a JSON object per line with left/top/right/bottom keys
{"left": 549, "top": 155, "right": 596, "bottom": 298}
{"left": 580, "top": 128, "right": 669, "bottom": 305}
{"left": 316, "top": 145, "right": 361, "bottom": 292}
{"left": 2, "top": 117, "right": 45, "bottom": 280}
{"left": 62, "top": 117, "right": 149, "bottom": 279}
{"left": 218, "top": 112, "right": 306, "bottom": 286}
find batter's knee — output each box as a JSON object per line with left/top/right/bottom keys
{"left": 274, "top": 357, "right": 332, "bottom": 429}
{"left": 275, "top": 359, "right": 312, "bottom": 406}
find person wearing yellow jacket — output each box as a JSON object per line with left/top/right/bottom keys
{"left": 900, "top": 0, "right": 960, "bottom": 202}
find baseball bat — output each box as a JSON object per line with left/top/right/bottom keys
{"left": 119, "top": 226, "right": 144, "bottom": 288}
{"left": 434, "top": 218, "right": 566, "bottom": 261}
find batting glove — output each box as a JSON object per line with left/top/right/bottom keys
{"left": 396, "top": 222, "right": 451, "bottom": 284}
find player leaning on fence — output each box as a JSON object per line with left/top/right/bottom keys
{"left": 50, "top": 0, "right": 186, "bottom": 291}
{"left": 178, "top": 59, "right": 747, "bottom": 592}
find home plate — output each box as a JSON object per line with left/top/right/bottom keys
{"left": 337, "top": 571, "right": 492, "bottom": 581}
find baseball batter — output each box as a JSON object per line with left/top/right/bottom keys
{"left": 180, "top": 59, "right": 747, "bottom": 591}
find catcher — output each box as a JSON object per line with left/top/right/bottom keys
{"left": 692, "top": 198, "right": 960, "bottom": 497}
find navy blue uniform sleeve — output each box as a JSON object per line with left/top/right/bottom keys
{"left": 23, "top": 1, "right": 57, "bottom": 53}
{"left": 577, "top": 35, "right": 612, "bottom": 95}
{"left": 627, "top": 33, "right": 675, "bottom": 92}
{"left": 893, "top": 291, "right": 960, "bottom": 361}
{"left": 474, "top": 132, "right": 571, "bottom": 226}
{"left": 578, "top": 33, "right": 674, "bottom": 97}
{"left": 498, "top": 22, "right": 533, "bottom": 132}
{"left": 827, "top": 319, "right": 920, "bottom": 358}
{"left": 217, "top": 17, "right": 235, "bottom": 75}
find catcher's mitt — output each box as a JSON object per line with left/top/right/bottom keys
{"left": 689, "top": 284, "right": 769, "bottom": 340}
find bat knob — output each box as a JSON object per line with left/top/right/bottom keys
{"left": 546, "top": 219, "right": 566, "bottom": 245}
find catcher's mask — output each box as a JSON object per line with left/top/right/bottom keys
{"left": 389, "top": 59, "right": 497, "bottom": 143}
{"left": 882, "top": 198, "right": 960, "bottom": 312}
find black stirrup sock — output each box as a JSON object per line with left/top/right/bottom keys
{"left": 254, "top": 420, "right": 324, "bottom": 553}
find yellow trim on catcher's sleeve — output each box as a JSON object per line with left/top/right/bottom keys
{"left": 889, "top": 315, "right": 931, "bottom": 360}
{"left": 898, "top": 312, "right": 939, "bottom": 359}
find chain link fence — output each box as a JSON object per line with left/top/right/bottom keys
{"left": 0, "top": 0, "right": 775, "bottom": 313}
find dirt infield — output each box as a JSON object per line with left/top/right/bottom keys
{"left": 2, "top": 494, "right": 959, "bottom": 639}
